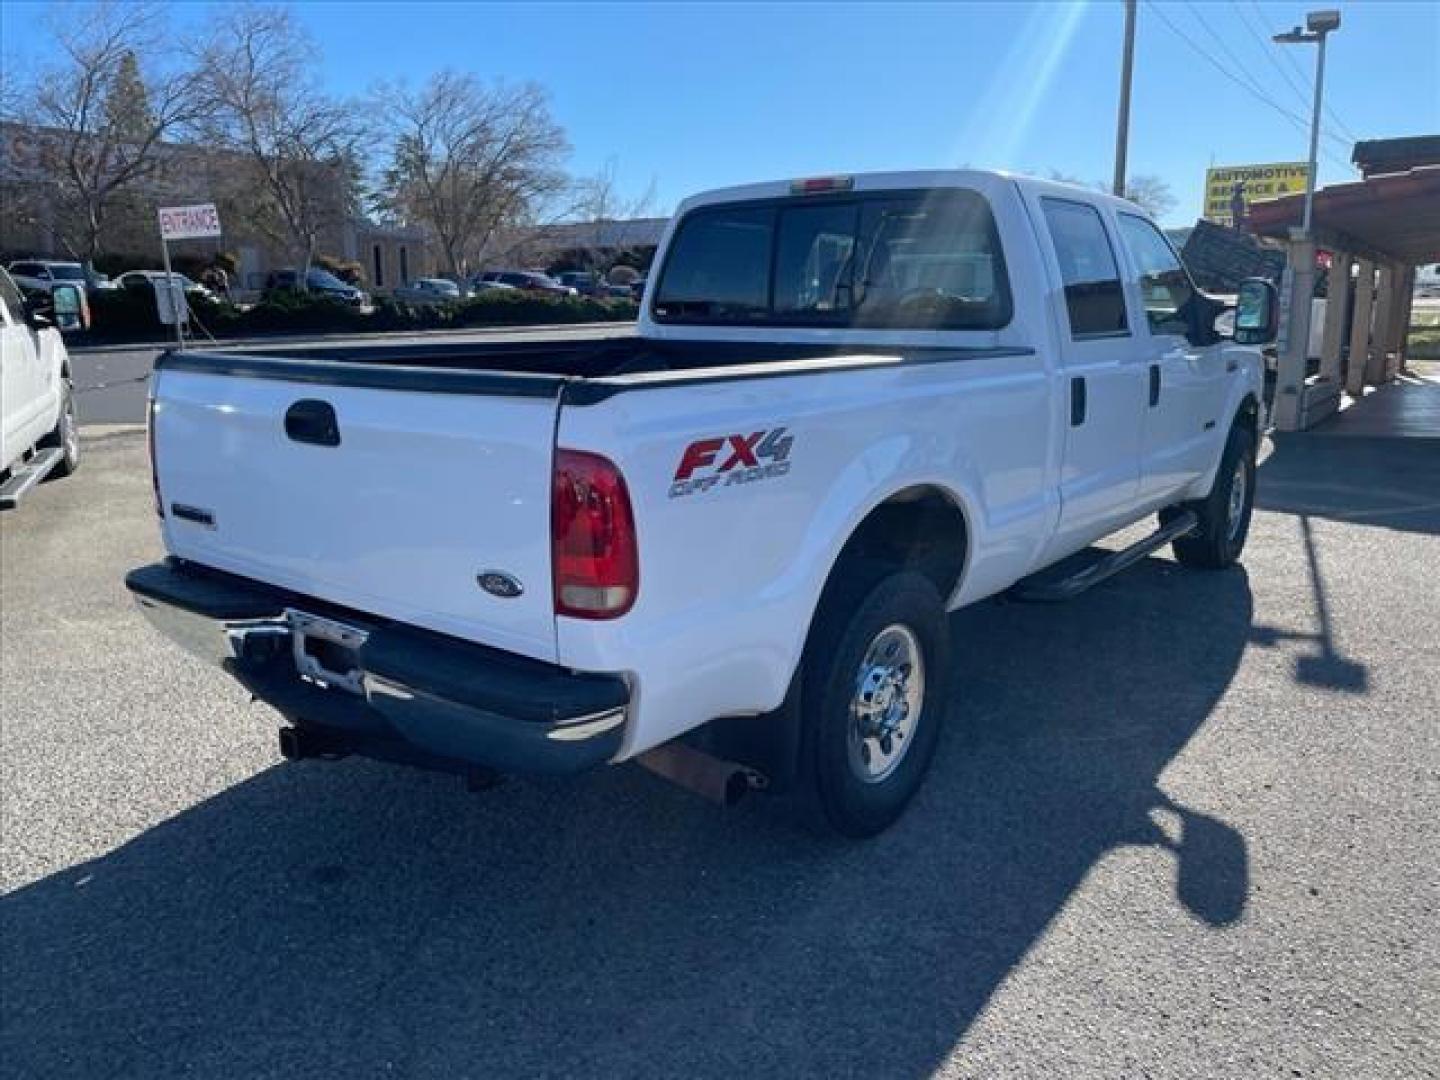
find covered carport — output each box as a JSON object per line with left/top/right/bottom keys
{"left": 1249, "top": 135, "right": 1440, "bottom": 431}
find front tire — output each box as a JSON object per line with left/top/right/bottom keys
{"left": 38, "top": 378, "right": 80, "bottom": 479}
{"left": 1168, "top": 419, "right": 1255, "bottom": 569}
{"left": 799, "top": 569, "right": 950, "bottom": 838}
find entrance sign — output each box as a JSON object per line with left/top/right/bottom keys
{"left": 155, "top": 202, "right": 222, "bottom": 347}
{"left": 158, "top": 203, "right": 222, "bottom": 241}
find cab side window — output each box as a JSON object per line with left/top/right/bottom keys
{"left": 1117, "top": 213, "right": 1195, "bottom": 337}
{"left": 1040, "top": 198, "right": 1127, "bottom": 338}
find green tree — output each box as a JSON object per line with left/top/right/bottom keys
{"left": 103, "top": 50, "right": 151, "bottom": 140}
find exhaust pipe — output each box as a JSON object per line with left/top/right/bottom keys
{"left": 636, "top": 742, "right": 765, "bottom": 807}
{"left": 278, "top": 725, "right": 351, "bottom": 762}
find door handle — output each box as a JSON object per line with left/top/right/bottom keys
{"left": 284, "top": 399, "right": 341, "bottom": 447}
{"left": 1149, "top": 364, "right": 1161, "bottom": 407}
{"left": 1070, "top": 376, "right": 1086, "bottom": 426}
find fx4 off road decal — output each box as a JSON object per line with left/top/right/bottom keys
{"left": 670, "top": 428, "right": 794, "bottom": 499}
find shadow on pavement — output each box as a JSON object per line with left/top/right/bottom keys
{"left": 3, "top": 561, "right": 1253, "bottom": 1079}
{"left": 1248, "top": 432, "right": 1438, "bottom": 693}
{"left": 1257, "top": 433, "right": 1440, "bottom": 537}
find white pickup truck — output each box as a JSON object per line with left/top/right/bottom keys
{"left": 1, "top": 268, "right": 84, "bottom": 507}
{"left": 128, "top": 171, "right": 1277, "bottom": 836}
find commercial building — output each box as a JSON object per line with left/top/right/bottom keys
{"left": 0, "top": 121, "right": 432, "bottom": 296}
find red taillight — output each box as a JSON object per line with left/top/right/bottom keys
{"left": 790, "top": 174, "right": 855, "bottom": 195}
{"left": 146, "top": 396, "right": 163, "bottom": 517}
{"left": 551, "top": 449, "right": 638, "bottom": 619}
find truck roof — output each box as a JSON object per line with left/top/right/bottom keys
{"left": 675, "top": 168, "right": 1148, "bottom": 219}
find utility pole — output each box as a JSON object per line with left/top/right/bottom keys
{"left": 1112, "top": 0, "right": 1137, "bottom": 197}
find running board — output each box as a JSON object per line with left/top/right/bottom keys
{"left": 0, "top": 447, "right": 64, "bottom": 509}
{"left": 1008, "top": 510, "right": 1198, "bottom": 603}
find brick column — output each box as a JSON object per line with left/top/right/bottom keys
{"left": 1345, "top": 259, "right": 1376, "bottom": 397}
{"left": 1318, "top": 252, "right": 1351, "bottom": 384}
{"left": 1369, "top": 263, "right": 1399, "bottom": 385}
{"left": 1389, "top": 266, "right": 1416, "bottom": 376}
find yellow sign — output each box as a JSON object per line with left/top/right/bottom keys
{"left": 1203, "top": 162, "right": 1311, "bottom": 227}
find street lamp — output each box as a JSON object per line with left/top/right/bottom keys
{"left": 1270, "top": 9, "right": 1340, "bottom": 431}
{"left": 1274, "top": 9, "right": 1341, "bottom": 236}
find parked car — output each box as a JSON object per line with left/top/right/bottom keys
{"left": 128, "top": 170, "right": 1275, "bottom": 838}
{"left": 469, "top": 279, "right": 517, "bottom": 294}
{"left": 556, "top": 271, "right": 601, "bottom": 297}
{"left": 266, "top": 268, "right": 369, "bottom": 307}
{"left": 601, "top": 282, "right": 636, "bottom": 300}
{"left": 392, "top": 277, "right": 465, "bottom": 305}
{"left": 1, "top": 267, "right": 84, "bottom": 507}
{"left": 116, "top": 270, "right": 218, "bottom": 304}
{"left": 476, "top": 270, "right": 577, "bottom": 297}
{"left": 7, "top": 260, "right": 111, "bottom": 297}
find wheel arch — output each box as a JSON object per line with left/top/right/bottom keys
{"left": 820, "top": 482, "right": 973, "bottom": 609}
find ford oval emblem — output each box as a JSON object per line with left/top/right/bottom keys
{"left": 477, "top": 571, "right": 524, "bottom": 599}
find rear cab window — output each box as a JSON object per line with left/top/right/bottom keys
{"left": 653, "top": 188, "right": 1012, "bottom": 331}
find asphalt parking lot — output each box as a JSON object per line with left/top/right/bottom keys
{"left": 3, "top": 422, "right": 1437, "bottom": 1078}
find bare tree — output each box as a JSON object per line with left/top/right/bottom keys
{"left": 1121, "top": 174, "right": 1177, "bottom": 220}
{"left": 3, "top": 2, "right": 208, "bottom": 266}
{"left": 569, "top": 157, "right": 658, "bottom": 276}
{"left": 195, "top": 6, "right": 367, "bottom": 282}
{"left": 374, "top": 72, "right": 569, "bottom": 280}
{"left": 1044, "top": 169, "right": 1177, "bottom": 220}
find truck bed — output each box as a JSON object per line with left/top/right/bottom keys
{"left": 223, "top": 335, "right": 900, "bottom": 379}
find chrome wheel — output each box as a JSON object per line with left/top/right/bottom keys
{"left": 1225, "top": 456, "right": 1247, "bottom": 542}
{"left": 847, "top": 623, "right": 925, "bottom": 784}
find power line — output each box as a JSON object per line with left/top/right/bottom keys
{"left": 1184, "top": 1, "right": 1285, "bottom": 108}
{"left": 1232, "top": 1, "right": 1319, "bottom": 114}
{"left": 1244, "top": 0, "right": 1363, "bottom": 145}
{"left": 1142, "top": 0, "right": 1356, "bottom": 175}
{"left": 1179, "top": 0, "right": 1352, "bottom": 157}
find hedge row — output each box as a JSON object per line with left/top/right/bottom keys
{"left": 83, "top": 287, "right": 637, "bottom": 343}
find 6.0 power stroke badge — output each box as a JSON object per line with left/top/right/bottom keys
{"left": 670, "top": 428, "right": 794, "bottom": 499}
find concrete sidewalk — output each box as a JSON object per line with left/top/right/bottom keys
{"left": 1313, "top": 362, "right": 1440, "bottom": 439}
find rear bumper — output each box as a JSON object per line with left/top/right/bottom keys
{"left": 125, "top": 560, "right": 628, "bottom": 775}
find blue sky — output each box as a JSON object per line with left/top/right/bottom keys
{"left": 4, "top": 1, "right": 1436, "bottom": 226}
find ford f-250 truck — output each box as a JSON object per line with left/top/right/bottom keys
{"left": 1, "top": 268, "right": 84, "bottom": 507}
{"left": 127, "top": 171, "right": 1278, "bottom": 837}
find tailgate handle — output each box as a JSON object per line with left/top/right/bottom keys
{"left": 284, "top": 399, "right": 340, "bottom": 447}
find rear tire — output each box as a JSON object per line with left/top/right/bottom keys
{"left": 1168, "top": 419, "right": 1254, "bottom": 569}
{"left": 38, "top": 378, "right": 80, "bottom": 479}
{"left": 798, "top": 567, "right": 950, "bottom": 838}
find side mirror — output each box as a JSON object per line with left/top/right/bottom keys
{"left": 48, "top": 283, "right": 91, "bottom": 333}
{"left": 1233, "top": 277, "right": 1278, "bottom": 345}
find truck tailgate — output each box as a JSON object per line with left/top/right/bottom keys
{"left": 152, "top": 365, "right": 562, "bottom": 663}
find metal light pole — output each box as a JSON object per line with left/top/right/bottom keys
{"left": 1274, "top": 9, "right": 1340, "bottom": 235}
{"left": 1112, "top": 0, "right": 1137, "bottom": 197}
{"left": 1271, "top": 9, "right": 1341, "bottom": 431}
